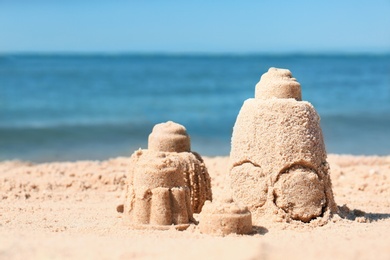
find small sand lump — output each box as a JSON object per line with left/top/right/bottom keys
{"left": 255, "top": 67, "right": 302, "bottom": 101}
{"left": 148, "top": 121, "right": 190, "bottom": 153}
{"left": 123, "top": 121, "right": 212, "bottom": 230}
{"left": 229, "top": 68, "right": 337, "bottom": 223}
{"left": 199, "top": 198, "right": 252, "bottom": 236}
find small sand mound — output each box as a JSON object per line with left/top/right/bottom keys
{"left": 199, "top": 198, "right": 252, "bottom": 236}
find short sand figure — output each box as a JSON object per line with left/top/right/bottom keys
{"left": 199, "top": 197, "right": 252, "bottom": 236}
{"left": 229, "top": 68, "right": 338, "bottom": 223}
{"left": 123, "top": 121, "right": 212, "bottom": 230}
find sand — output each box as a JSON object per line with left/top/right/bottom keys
{"left": 230, "top": 68, "right": 336, "bottom": 224}
{"left": 1, "top": 154, "right": 390, "bottom": 259}
{"left": 123, "top": 121, "right": 212, "bottom": 230}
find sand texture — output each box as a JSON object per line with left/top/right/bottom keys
{"left": 123, "top": 121, "right": 212, "bottom": 229}
{"left": 123, "top": 150, "right": 194, "bottom": 230}
{"left": 199, "top": 198, "right": 252, "bottom": 236}
{"left": 1, "top": 154, "right": 390, "bottom": 259}
{"left": 230, "top": 68, "right": 336, "bottom": 224}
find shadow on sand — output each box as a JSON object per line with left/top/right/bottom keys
{"left": 338, "top": 205, "right": 390, "bottom": 222}
{"left": 250, "top": 226, "right": 269, "bottom": 235}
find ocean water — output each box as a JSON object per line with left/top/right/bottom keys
{"left": 1, "top": 54, "right": 389, "bottom": 162}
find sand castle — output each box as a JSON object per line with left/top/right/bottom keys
{"left": 229, "top": 68, "right": 337, "bottom": 223}
{"left": 123, "top": 121, "right": 212, "bottom": 229}
{"left": 199, "top": 197, "right": 252, "bottom": 236}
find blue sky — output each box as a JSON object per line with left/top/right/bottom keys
{"left": 0, "top": 1, "right": 389, "bottom": 53}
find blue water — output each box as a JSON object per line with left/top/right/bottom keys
{"left": 1, "top": 54, "right": 389, "bottom": 162}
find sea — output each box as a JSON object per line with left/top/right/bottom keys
{"left": 1, "top": 54, "right": 389, "bottom": 162}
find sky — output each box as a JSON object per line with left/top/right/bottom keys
{"left": 0, "top": 0, "right": 389, "bottom": 54}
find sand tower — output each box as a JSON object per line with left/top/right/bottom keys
{"left": 229, "top": 68, "right": 337, "bottom": 223}
{"left": 123, "top": 121, "right": 212, "bottom": 229}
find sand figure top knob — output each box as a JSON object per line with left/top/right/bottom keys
{"left": 148, "top": 121, "right": 191, "bottom": 153}
{"left": 255, "top": 67, "right": 302, "bottom": 101}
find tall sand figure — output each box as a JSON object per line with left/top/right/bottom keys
{"left": 229, "top": 68, "right": 337, "bottom": 223}
{"left": 123, "top": 121, "right": 212, "bottom": 229}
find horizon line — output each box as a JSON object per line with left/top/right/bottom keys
{"left": 1, "top": 50, "right": 390, "bottom": 57}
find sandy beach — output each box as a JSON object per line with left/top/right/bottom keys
{"left": 1, "top": 1, "right": 389, "bottom": 259}
{"left": 1, "top": 154, "right": 390, "bottom": 259}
